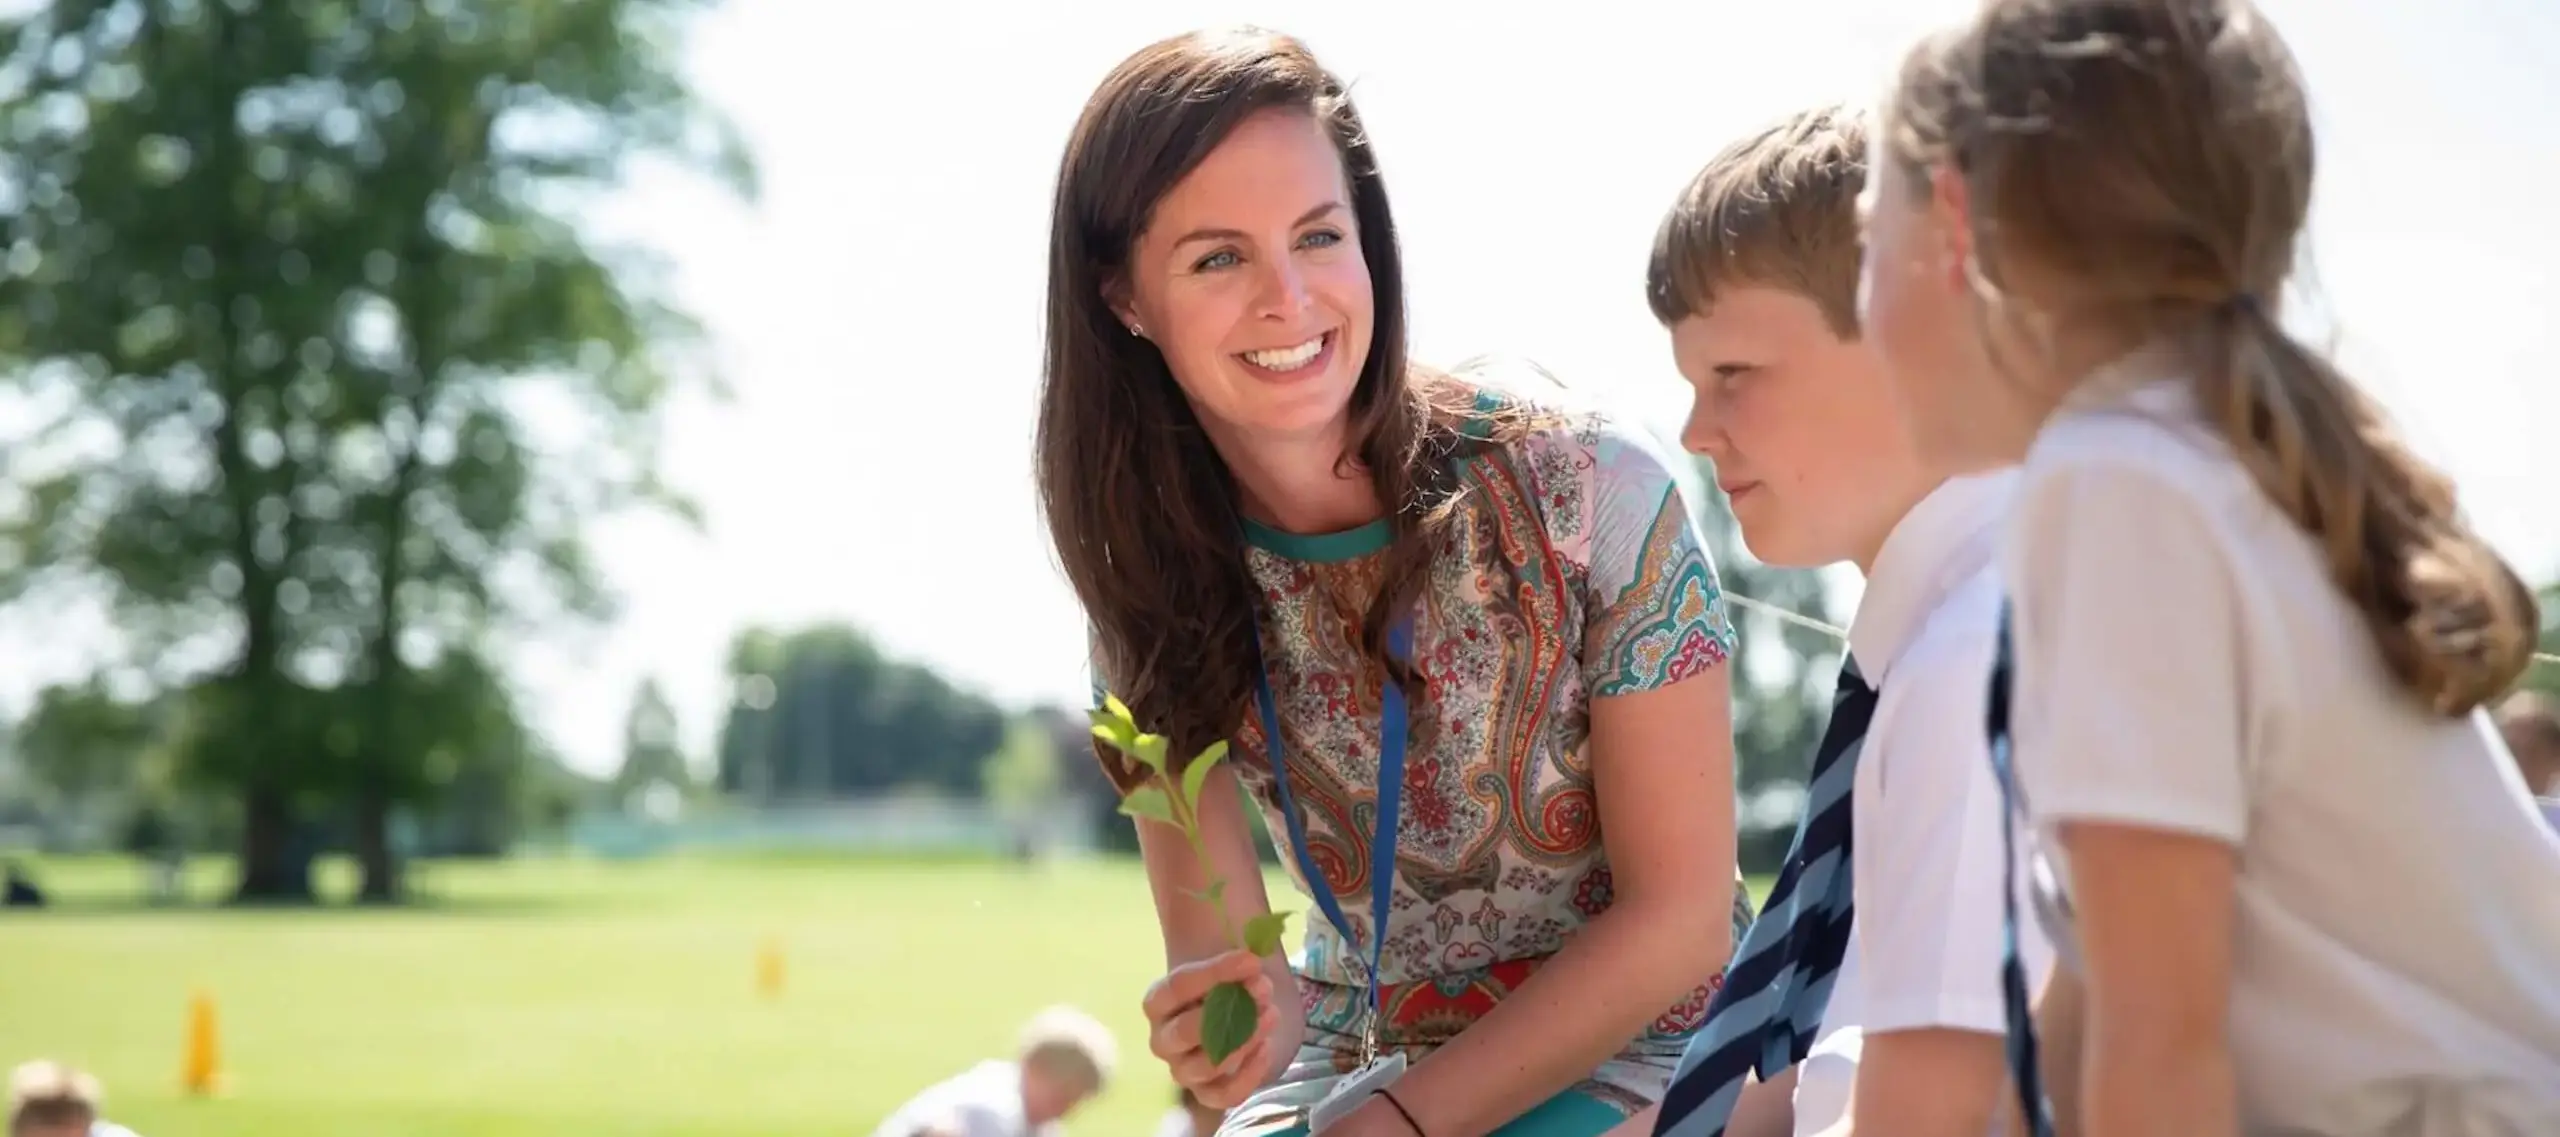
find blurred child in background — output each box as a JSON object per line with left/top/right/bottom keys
{"left": 9, "top": 1060, "right": 140, "bottom": 1137}
{"left": 870, "top": 1006, "right": 1116, "bottom": 1137}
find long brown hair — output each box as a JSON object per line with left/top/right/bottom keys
{"left": 1037, "top": 28, "right": 1487, "bottom": 790}
{"left": 1885, "top": 0, "right": 2538, "bottom": 716}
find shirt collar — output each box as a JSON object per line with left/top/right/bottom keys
{"left": 1848, "top": 469, "right": 2018, "bottom": 685}
{"left": 2056, "top": 338, "right": 2197, "bottom": 417}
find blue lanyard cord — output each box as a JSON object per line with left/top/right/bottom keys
{"left": 1989, "top": 612, "right": 2057, "bottom": 1137}
{"left": 1254, "top": 619, "right": 1412, "bottom": 1030}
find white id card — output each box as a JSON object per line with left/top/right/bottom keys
{"left": 1305, "top": 1051, "right": 1408, "bottom": 1135}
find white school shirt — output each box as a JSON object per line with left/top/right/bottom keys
{"left": 869, "top": 1061, "right": 1054, "bottom": 1137}
{"left": 1792, "top": 930, "right": 1861, "bottom": 1136}
{"left": 1793, "top": 470, "right": 2057, "bottom": 1137}
{"left": 2003, "top": 353, "right": 2560, "bottom": 1136}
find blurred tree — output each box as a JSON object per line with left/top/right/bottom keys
{"left": 612, "top": 677, "right": 690, "bottom": 812}
{"left": 980, "top": 717, "right": 1062, "bottom": 816}
{"left": 2528, "top": 579, "right": 2559, "bottom": 698}
{"left": 1690, "top": 472, "right": 1845, "bottom": 875}
{"left": 0, "top": 0, "right": 750, "bottom": 901}
{"left": 713, "top": 623, "right": 1010, "bottom": 802}
{"left": 14, "top": 677, "right": 169, "bottom": 816}
{"left": 389, "top": 645, "right": 541, "bottom": 854}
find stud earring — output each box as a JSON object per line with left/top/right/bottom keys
{"left": 1129, "top": 322, "right": 1145, "bottom": 337}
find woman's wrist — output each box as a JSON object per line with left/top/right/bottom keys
{"left": 1375, "top": 1087, "right": 1427, "bottom": 1137}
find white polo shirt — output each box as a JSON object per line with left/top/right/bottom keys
{"left": 869, "top": 1061, "right": 1054, "bottom": 1137}
{"left": 1791, "top": 469, "right": 2055, "bottom": 1137}
{"left": 2005, "top": 353, "right": 2560, "bottom": 1134}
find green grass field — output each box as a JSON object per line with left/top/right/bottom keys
{"left": 2, "top": 854, "right": 1772, "bottom": 1137}
{"left": 2, "top": 854, "right": 1265, "bottom": 1137}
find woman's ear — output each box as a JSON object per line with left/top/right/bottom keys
{"left": 1929, "top": 163, "right": 1976, "bottom": 294}
{"left": 1103, "top": 278, "right": 1143, "bottom": 338}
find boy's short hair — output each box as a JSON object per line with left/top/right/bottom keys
{"left": 8, "top": 1061, "right": 101, "bottom": 1131}
{"left": 1646, "top": 103, "right": 1870, "bottom": 336}
{"left": 2496, "top": 690, "right": 2560, "bottom": 755}
{"left": 1017, "top": 1005, "right": 1116, "bottom": 1096}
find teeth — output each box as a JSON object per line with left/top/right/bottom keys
{"left": 1245, "top": 335, "right": 1325, "bottom": 372}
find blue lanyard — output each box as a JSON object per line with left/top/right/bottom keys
{"left": 1254, "top": 618, "right": 1411, "bottom": 1047}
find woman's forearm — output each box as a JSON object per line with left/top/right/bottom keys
{"left": 1390, "top": 891, "right": 1731, "bottom": 1136}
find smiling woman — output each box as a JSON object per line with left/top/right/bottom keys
{"left": 1035, "top": 26, "right": 1753, "bottom": 1137}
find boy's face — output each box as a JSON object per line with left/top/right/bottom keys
{"left": 13, "top": 1115, "right": 92, "bottom": 1137}
{"left": 1671, "top": 285, "right": 1928, "bottom": 570}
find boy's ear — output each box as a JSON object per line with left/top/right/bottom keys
{"left": 1928, "top": 163, "right": 1976, "bottom": 293}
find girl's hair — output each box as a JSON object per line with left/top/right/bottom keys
{"left": 1037, "top": 28, "right": 1498, "bottom": 789}
{"left": 1884, "top": 0, "right": 2538, "bottom": 715}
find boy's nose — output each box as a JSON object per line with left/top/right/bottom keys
{"left": 1680, "top": 396, "right": 1727, "bottom": 458}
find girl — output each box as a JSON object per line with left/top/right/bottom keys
{"left": 1855, "top": 1, "right": 2560, "bottom": 1134}
{"left": 1038, "top": 27, "right": 1751, "bottom": 1137}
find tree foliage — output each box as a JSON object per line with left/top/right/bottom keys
{"left": 715, "top": 623, "right": 1011, "bottom": 803}
{"left": 0, "top": 0, "right": 750, "bottom": 900}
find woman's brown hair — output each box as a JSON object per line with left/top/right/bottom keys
{"left": 1037, "top": 28, "right": 1492, "bottom": 789}
{"left": 1885, "top": 0, "right": 2538, "bottom": 715}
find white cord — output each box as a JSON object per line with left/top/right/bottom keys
{"left": 1724, "top": 592, "right": 1847, "bottom": 641}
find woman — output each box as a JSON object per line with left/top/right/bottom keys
{"left": 1036, "top": 26, "right": 1750, "bottom": 1137}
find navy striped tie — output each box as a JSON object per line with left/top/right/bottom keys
{"left": 1988, "top": 609, "right": 2057, "bottom": 1137}
{"left": 1652, "top": 659, "right": 1877, "bottom": 1137}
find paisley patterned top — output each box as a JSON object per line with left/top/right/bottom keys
{"left": 1100, "top": 387, "right": 1753, "bottom": 1123}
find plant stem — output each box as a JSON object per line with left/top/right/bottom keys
{"left": 1167, "top": 771, "right": 1242, "bottom": 947}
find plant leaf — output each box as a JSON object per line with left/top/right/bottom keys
{"left": 1241, "top": 910, "right": 1293, "bottom": 958}
{"left": 1184, "top": 878, "right": 1229, "bottom": 908}
{"left": 1117, "top": 785, "right": 1176, "bottom": 826}
{"left": 1198, "top": 980, "right": 1259, "bottom": 1064}
{"left": 1131, "top": 732, "right": 1170, "bottom": 772}
{"left": 1087, "top": 709, "right": 1139, "bottom": 758}
{"left": 1179, "top": 739, "right": 1229, "bottom": 810}
{"left": 1103, "top": 693, "right": 1134, "bottom": 724}
{"left": 1088, "top": 722, "right": 1122, "bottom": 754}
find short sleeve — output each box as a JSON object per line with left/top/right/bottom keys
{"left": 2007, "top": 460, "right": 2250, "bottom": 845}
{"left": 1854, "top": 616, "right": 2054, "bottom": 1035}
{"left": 1578, "top": 420, "right": 1737, "bottom": 698}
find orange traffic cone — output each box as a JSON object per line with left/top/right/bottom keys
{"left": 756, "top": 935, "right": 786, "bottom": 1000}
{"left": 180, "top": 989, "right": 223, "bottom": 1095}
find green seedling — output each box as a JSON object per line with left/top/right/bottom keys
{"left": 1092, "top": 694, "right": 1294, "bottom": 1063}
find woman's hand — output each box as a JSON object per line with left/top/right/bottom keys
{"left": 1144, "top": 947, "right": 1286, "bottom": 1108}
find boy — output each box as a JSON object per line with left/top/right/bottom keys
{"left": 2494, "top": 690, "right": 2560, "bottom": 829}
{"left": 1624, "top": 105, "right": 2052, "bottom": 1137}
{"left": 9, "top": 1060, "right": 141, "bottom": 1137}
{"left": 870, "top": 1005, "right": 1116, "bottom": 1137}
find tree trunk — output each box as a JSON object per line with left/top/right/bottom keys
{"left": 208, "top": 1, "right": 310, "bottom": 909}
{"left": 353, "top": 787, "right": 400, "bottom": 904}
{"left": 232, "top": 783, "right": 313, "bottom": 904}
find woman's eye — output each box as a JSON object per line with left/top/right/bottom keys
{"left": 1300, "top": 228, "right": 1344, "bottom": 249}
{"left": 1192, "top": 249, "right": 1241, "bottom": 272}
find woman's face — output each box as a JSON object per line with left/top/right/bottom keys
{"left": 1115, "top": 108, "right": 1373, "bottom": 452}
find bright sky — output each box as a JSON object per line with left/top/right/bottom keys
{"left": 7, "top": 1, "right": 2557, "bottom": 778}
